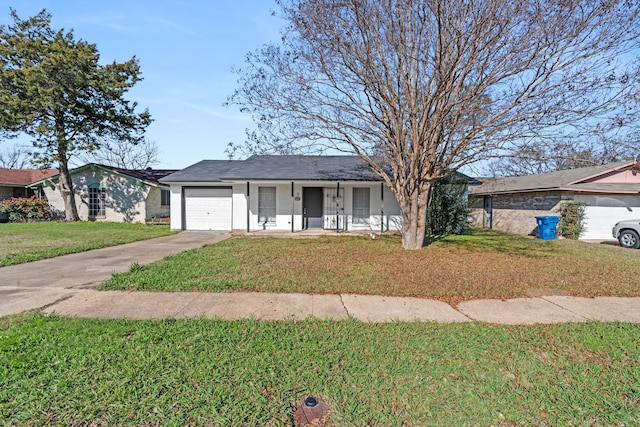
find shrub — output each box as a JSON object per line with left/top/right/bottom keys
{"left": 559, "top": 201, "right": 586, "bottom": 239}
{"left": 0, "top": 197, "right": 52, "bottom": 222}
{"left": 426, "top": 177, "right": 471, "bottom": 236}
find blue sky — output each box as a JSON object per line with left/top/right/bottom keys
{"left": 1, "top": 1, "right": 283, "bottom": 168}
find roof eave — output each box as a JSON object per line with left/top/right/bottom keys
{"left": 567, "top": 160, "right": 639, "bottom": 185}
{"left": 29, "top": 163, "right": 163, "bottom": 188}
{"left": 160, "top": 178, "right": 385, "bottom": 184}
{"left": 28, "top": 176, "right": 59, "bottom": 188}
{"left": 558, "top": 186, "right": 640, "bottom": 195}
{"left": 470, "top": 184, "right": 640, "bottom": 196}
{"left": 469, "top": 186, "right": 561, "bottom": 196}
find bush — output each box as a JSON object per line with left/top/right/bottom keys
{"left": 0, "top": 197, "right": 52, "bottom": 222}
{"left": 559, "top": 201, "right": 586, "bottom": 239}
{"left": 426, "top": 178, "right": 471, "bottom": 236}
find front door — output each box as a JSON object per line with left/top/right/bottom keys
{"left": 323, "top": 187, "right": 344, "bottom": 230}
{"left": 483, "top": 196, "right": 493, "bottom": 228}
{"left": 303, "top": 187, "right": 323, "bottom": 228}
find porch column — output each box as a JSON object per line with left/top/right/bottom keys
{"left": 291, "top": 181, "right": 295, "bottom": 233}
{"left": 381, "top": 182, "right": 384, "bottom": 233}
{"left": 336, "top": 182, "right": 340, "bottom": 233}
{"left": 246, "top": 182, "right": 250, "bottom": 233}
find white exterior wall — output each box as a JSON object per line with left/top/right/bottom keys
{"left": 246, "top": 182, "right": 298, "bottom": 231}
{"left": 169, "top": 185, "right": 183, "bottom": 230}
{"left": 245, "top": 182, "right": 402, "bottom": 232}
{"left": 40, "top": 183, "right": 65, "bottom": 218}
{"left": 40, "top": 168, "right": 152, "bottom": 223}
{"left": 345, "top": 184, "right": 402, "bottom": 232}
{"left": 232, "top": 184, "right": 248, "bottom": 230}
{"left": 170, "top": 181, "right": 403, "bottom": 232}
{"left": 146, "top": 186, "right": 171, "bottom": 219}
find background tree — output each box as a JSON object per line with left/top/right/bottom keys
{"left": 482, "top": 133, "right": 640, "bottom": 177}
{"left": 0, "top": 9, "right": 151, "bottom": 220}
{"left": 228, "top": 0, "right": 640, "bottom": 249}
{"left": 0, "top": 143, "right": 31, "bottom": 169}
{"left": 77, "top": 137, "right": 160, "bottom": 170}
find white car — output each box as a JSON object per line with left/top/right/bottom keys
{"left": 612, "top": 219, "right": 640, "bottom": 249}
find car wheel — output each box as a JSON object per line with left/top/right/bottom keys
{"left": 618, "top": 230, "right": 640, "bottom": 249}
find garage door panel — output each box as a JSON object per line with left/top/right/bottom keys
{"left": 582, "top": 206, "right": 640, "bottom": 240}
{"left": 184, "top": 187, "right": 232, "bottom": 231}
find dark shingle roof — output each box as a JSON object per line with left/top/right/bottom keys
{"left": 160, "top": 155, "right": 384, "bottom": 182}
{"left": 105, "top": 165, "right": 178, "bottom": 186}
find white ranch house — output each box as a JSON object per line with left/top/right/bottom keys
{"left": 160, "top": 155, "right": 407, "bottom": 233}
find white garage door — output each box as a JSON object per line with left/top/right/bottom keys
{"left": 582, "top": 206, "right": 640, "bottom": 240}
{"left": 184, "top": 187, "right": 232, "bottom": 231}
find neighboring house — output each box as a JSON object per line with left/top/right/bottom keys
{"left": 160, "top": 155, "right": 476, "bottom": 233}
{"left": 29, "top": 163, "right": 177, "bottom": 223}
{"left": 468, "top": 160, "right": 640, "bottom": 240}
{"left": 0, "top": 168, "right": 58, "bottom": 201}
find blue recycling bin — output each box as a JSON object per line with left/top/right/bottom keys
{"left": 535, "top": 216, "right": 559, "bottom": 240}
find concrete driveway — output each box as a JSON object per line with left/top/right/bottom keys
{"left": 0, "top": 231, "right": 229, "bottom": 316}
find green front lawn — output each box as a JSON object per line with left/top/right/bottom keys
{"left": 0, "top": 222, "right": 173, "bottom": 267}
{"left": 3, "top": 230, "right": 639, "bottom": 425}
{"left": 1, "top": 314, "right": 637, "bottom": 426}
{"left": 102, "top": 230, "right": 640, "bottom": 304}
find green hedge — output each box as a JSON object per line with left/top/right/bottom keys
{"left": 559, "top": 201, "right": 586, "bottom": 239}
{"left": 426, "top": 178, "right": 470, "bottom": 236}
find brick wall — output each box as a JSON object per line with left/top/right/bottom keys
{"left": 470, "top": 191, "right": 564, "bottom": 235}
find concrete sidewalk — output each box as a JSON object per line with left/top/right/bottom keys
{"left": 43, "top": 290, "right": 640, "bottom": 324}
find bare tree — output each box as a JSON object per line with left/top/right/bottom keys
{"left": 483, "top": 135, "right": 640, "bottom": 177}
{"left": 77, "top": 137, "right": 160, "bottom": 169}
{"left": 0, "top": 143, "right": 32, "bottom": 169}
{"left": 228, "top": 0, "right": 640, "bottom": 249}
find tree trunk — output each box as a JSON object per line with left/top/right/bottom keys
{"left": 399, "top": 181, "right": 432, "bottom": 250}
{"left": 57, "top": 158, "right": 80, "bottom": 221}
